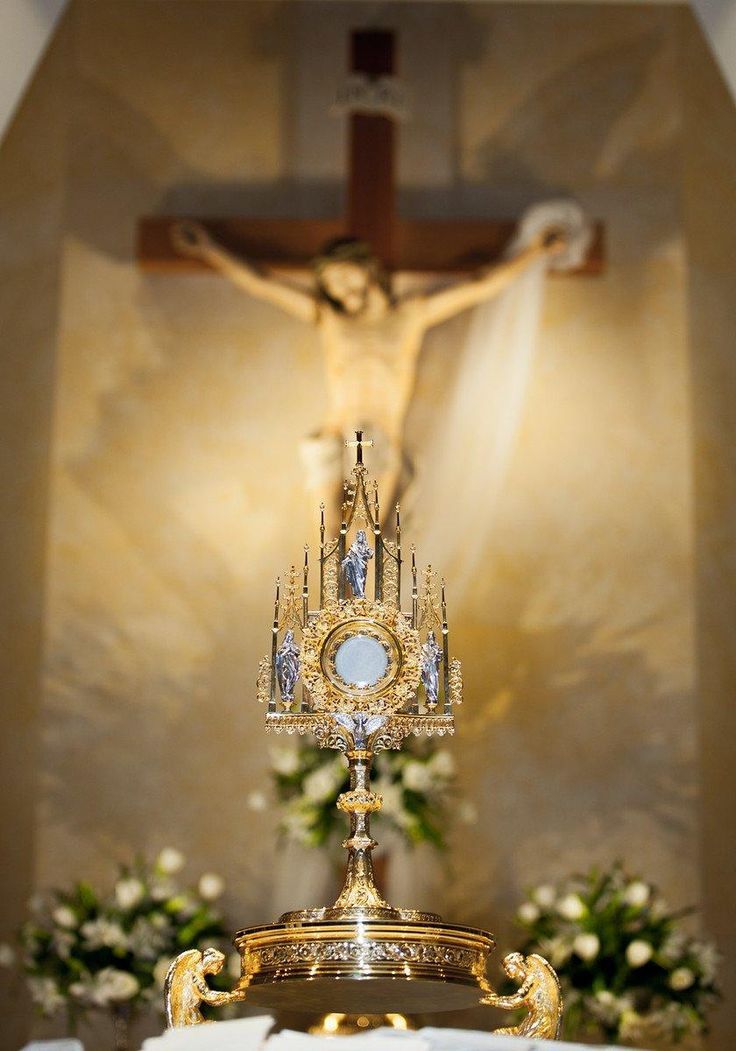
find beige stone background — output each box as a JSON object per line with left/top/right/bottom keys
{"left": 0, "top": 1, "right": 734, "bottom": 1048}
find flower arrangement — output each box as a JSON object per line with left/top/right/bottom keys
{"left": 249, "top": 738, "right": 473, "bottom": 851}
{"left": 0, "top": 848, "right": 232, "bottom": 1050}
{"left": 514, "top": 863, "right": 720, "bottom": 1046}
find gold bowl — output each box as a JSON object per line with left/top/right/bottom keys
{"left": 233, "top": 917, "right": 496, "bottom": 1014}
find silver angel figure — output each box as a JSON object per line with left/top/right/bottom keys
{"left": 275, "top": 630, "right": 300, "bottom": 704}
{"left": 421, "top": 630, "right": 442, "bottom": 708}
{"left": 341, "top": 529, "right": 374, "bottom": 598}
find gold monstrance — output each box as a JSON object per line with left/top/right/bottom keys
{"left": 164, "top": 433, "right": 562, "bottom": 1038}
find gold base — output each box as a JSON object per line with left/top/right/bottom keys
{"left": 233, "top": 917, "right": 495, "bottom": 1014}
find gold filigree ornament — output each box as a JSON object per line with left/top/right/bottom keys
{"left": 303, "top": 599, "right": 420, "bottom": 715}
{"left": 164, "top": 432, "right": 562, "bottom": 1038}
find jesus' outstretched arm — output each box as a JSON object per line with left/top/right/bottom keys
{"left": 171, "top": 221, "right": 317, "bottom": 325}
{"left": 417, "top": 232, "right": 565, "bottom": 330}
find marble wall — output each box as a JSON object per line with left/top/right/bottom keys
{"left": 0, "top": 1, "right": 733, "bottom": 1046}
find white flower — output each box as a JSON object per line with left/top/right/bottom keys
{"left": 573, "top": 932, "right": 600, "bottom": 961}
{"left": 28, "top": 976, "right": 65, "bottom": 1015}
{"left": 626, "top": 939, "right": 653, "bottom": 968}
{"left": 198, "top": 873, "right": 225, "bottom": 901}
{"left": 557, "top": 893, "right": 586, "bottom": 921}
{"left": 428, "top": 750, "right": 455, "bottom": 779}
{"left": 168, "top": 894, "right": 197, "bottom": 918}
{"left": 157, "top": 847, "right": 185, "bottom": 874}
{"left": 81, "top": 918, "right": 128, "bottom": 951}
{"left": 518, "top": 902, "right": 540, "bottom": 924}
{"left": 150, "top": 878, "right": 176, "bottom": 902}
{"left": 457, "top": 800, "right": 478, "bottom": 825}
{"left": 660, "top": 929, "right": 687, "bottom": 965}
{"left": 52, "top": 905, "right": 77, "bottom": 929}
{"left": 115, "top": 877, "right": 145, "bottom": 910}
{"left": 692, "top": 941, "right": 719, "bottom": 984}
{"left": 281, "top": 800, "right": 319, "bottom": 846}
{"left": 92, "top": 968, "right": 139, "bottom": 1004}
{"left": 0, "top": 943, "right": 15, "bottom": 967}
{"left": 592, "top": 990, "right": 633, "bottom": 1026}
{"left": 374, "top": 779, "right": 402, "bottom": 816}
{"left": 153, "top": 956, "right": 174, "bottom": 988}
{"left": 128, "top": 916, "right": 168, "bottom": 960}
{"left": 303, "top": 763, "right": 341, "bottom": 802}
{"left": 623, "top": 880, "right": 650, "bottom": 908}
{"left": 538, "top": 936, "right": 572, "bottom": 968}
{"left": 402, "top": 760, "right": 434, "bottom": 794}
{"left": 247, "top": 790, "right": 268, "bottom": 812}
{"left": 270, "top": 744, "right": 300, "bottom": 776}
{"left": 533, "top": 884, "right": 556, "bottom": 909}
{"left": 669, "top": 966, "right": 695, "bottom": 991}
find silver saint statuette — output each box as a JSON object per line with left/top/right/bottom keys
{"left": 275, "top": 629, "right": 300, "bottom": 704}
{"left": 421, "top": 629, "right": 442, "bottom": 709}
{"left": 341, "top": 528, "right": 374, "bottom": 598}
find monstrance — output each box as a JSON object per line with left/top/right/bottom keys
{"left": 164, "top": 433, "right": 562, "bottom": 1038}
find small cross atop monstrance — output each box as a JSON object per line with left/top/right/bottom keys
{"left": 164, "top": 433, "right": 563, "bottom": 1038}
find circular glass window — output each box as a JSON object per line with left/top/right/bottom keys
{"left": 334, "top": 634, "right": 389, "bottom": 688}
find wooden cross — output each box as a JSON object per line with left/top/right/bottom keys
{"left": 137, "top": 29, "right": 604, "bottom": 275}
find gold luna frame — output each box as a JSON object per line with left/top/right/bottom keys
{"left": 164, "top": 433, "right": 563, "bottom": 1039}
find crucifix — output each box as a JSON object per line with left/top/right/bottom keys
{"left": 137, "top": 29, "right": 604, "bottom": 522}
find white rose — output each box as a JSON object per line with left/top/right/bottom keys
{"left": 402, "top": 760, "right": 434, "bottom": 793}
{"left": 270, "top": 745, "right": 300, "bottom": 776}
{"left": 0, "top": 943, "right": 15, "bottom": 967}
{"left": 533, "top": 884, "right": 556, "bottom": 909}
{"left": 150, "top": 878, "right": 176, "bottom": 902}
{"left": 428, "top": 750, "right": 455, "bottom": 779}
{"left": 93, "top": 968, "right": 139, "bottom": 1004}
{"left": 626, "top": 939, "right": 653, "bottom": 968}
{"left": 247, "top": 790, "right": 268, "bottom": 812}
{"left": 52, "top": 905, "right": 77, "bottom": 929}
{"left": 518, "top": 902, "right": 540, "bottom": 924}
{"left": 374, "top": 779, "right": 402, "bottom": 816}
{"left": 157, "top": 847, "right": 185, "bottom": 874}
{"left": 539, "top": 936, "right": 572, "bottom": 968}
{"left": 81, "top": 918, "right": 128, "bottom": 951}
{"left": 28, "top": 976, "right": 64, "bottom": 1014}
{"left": 573, "top": 933, "right": 600, "bottom": 961}
{"left": 623, "top": 881, "right": 650, "bottom": 908}
{"left": 153, "top": 956, "right": 173, "bottom": 988}
{"left": 198, "top": 873, "right": 225, "bottom": 901}
{"left": 693, "top": 941, "right": 719, "bottom": 984}
{"left": 115, "top": 878, "right": 145, "bottom": 910}
{"left": 557, "top": 893, "right": 586, "bottom": 921}
{"left": 303, "top": 764, "right": 340, "bottom": 802}
{"left": 669, "top": 966, "right": 695, "bottom": 991}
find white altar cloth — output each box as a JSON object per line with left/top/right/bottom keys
{"left": 139, "top": 1017, "right": 648, "bottom": 1051}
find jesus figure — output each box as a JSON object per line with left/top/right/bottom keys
{"left": 173, "top": 221, "right": 565, "bottom": 522}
